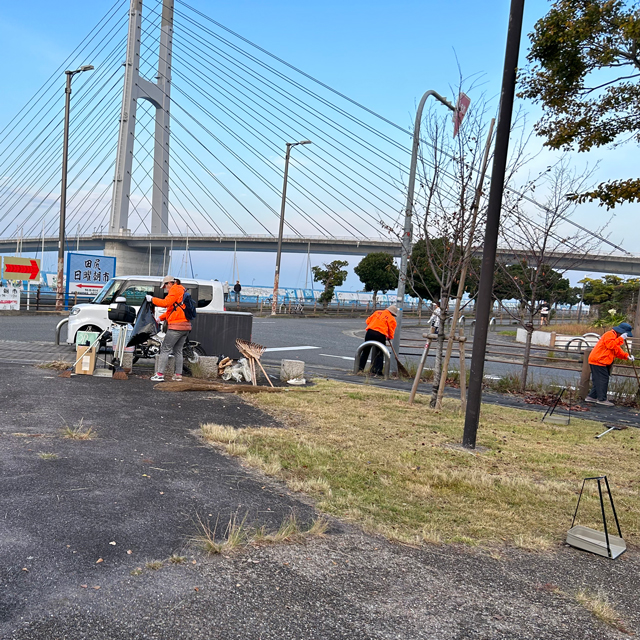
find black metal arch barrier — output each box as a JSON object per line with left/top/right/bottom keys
{"left": 353, "top": 341, "right": 391, "bottom": 379}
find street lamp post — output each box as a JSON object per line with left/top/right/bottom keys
{"left": 390, "top": 90, "right": 455, "bottom": 369}
{"left": 56, "top": 65, "right": 94, "bottom": 311}
{"left": 271, "top": 139, "right": 311, "bottom": 316}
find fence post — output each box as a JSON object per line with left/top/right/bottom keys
{"left": 579, "top": 348, "right": 592, "bottom": 400}
{"left": 36, "top": 286, "right": 41, "bottom": 311}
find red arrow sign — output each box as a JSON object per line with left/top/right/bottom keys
{"left": 75, "top": 283, "right": 103, "bottom": 289}
{"left": 5, "top": 259, "right": 40, "bottom": 280}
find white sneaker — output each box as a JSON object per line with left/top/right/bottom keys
{"left": 172, "top": 374, "right": 183, "bottom": 382}
{"left": 584, "top": 396, "right": 597, "bottom": 403}
{"left": 150, "top": 373, "right": 165, "bottom": 382}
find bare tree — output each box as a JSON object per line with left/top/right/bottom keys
{"left": 494, "top": 156, "right": 609, "bottom": 389}
{"left": 408, "top": 94, "right": 495, "bottom": 408}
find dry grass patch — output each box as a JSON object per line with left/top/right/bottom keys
{"left": 37, "top": 452, "right": 58, "bottom": 460}
{"left": 192, "top": 512, "right": 328, "bottom": 555}
{"left": 218, "top": 380, "right": 640, "bottom": 548}
{"left": 537, "top": 323, "right": 603, "bottom": 336}
{"left": 36, "top": 360, "right": 72, "bottom": 371}
{"left": 575, "top": 590, "right": 629, "bottom": 633}
{"left": 61, "top": 418, "right": 95, "bottom": 440}
{"left": 201, "top": 423, "right": 239, "bottom": 444}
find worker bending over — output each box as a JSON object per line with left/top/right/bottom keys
{"left": 357, "top": 305, "right": 397, "bottom": 376}
{"left": 586, "top": 322, "right": 634, "bottom": 407}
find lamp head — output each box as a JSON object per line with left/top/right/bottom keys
{"left": 80, "top": 65, "right": 95, "bottom": 72}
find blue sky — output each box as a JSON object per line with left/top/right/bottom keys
{"left": 0, "top": 0, "right": 636, "bottom": 291}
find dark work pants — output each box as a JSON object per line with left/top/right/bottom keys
{"left": 358, "top": 329, "right": 387, "bottom": 374}
{"left": 588, "top": 364, "right": 612, "bottom": 402}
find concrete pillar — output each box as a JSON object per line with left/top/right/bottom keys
{"left": 280, "top": 359, "right": 305, "bottom": 381}
{"left": 104, "top": 241, "right": 165, "bottom": 276}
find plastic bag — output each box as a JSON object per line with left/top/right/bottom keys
{"left": 127, "top": 300, "right": 159, "bottom": 347}
{"left": 222, "top": 358, "right": 252, "bottom": 383}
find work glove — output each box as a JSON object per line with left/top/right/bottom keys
{"left": 629, "top": 355, "right": 635, "bottom": 362}
{"left": 145, "top": 294, "right": 153, "bottom": 303}
{"left": 620, "top": 333, "right": 628, "bottom": 340}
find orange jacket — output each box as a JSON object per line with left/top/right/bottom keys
{"left": 152, "top": 284, "right": 192, "bottom": 331}
{"left": 365, "top": 309, "right": 396, "bottom": 340}
{"left": 588, "top": 329, "right": 629, "bottom": 366}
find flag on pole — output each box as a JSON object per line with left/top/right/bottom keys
{"left": 453, "top": 93, "right": 471, "bottom": 137}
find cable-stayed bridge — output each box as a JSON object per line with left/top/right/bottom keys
{"left": 0, "top": 0, "right": 415, "bottom": 275}
{"left": 0, "top": 0, "right": 638, "bottom": 277}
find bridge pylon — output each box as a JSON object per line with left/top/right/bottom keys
{"left": 109, "top": 0, "right": 173, "bottom": 238}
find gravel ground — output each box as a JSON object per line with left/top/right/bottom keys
{"left": 1, "top": 363, "right": 639, "bottom": 639}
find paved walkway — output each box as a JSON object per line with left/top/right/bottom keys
{"left": 1, "top": 363, "right": 639, "bottom": 638}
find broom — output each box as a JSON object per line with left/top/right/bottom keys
{"left": 388, "top": 340, "right": 410, "bottom": 378}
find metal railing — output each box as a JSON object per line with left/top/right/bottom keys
{"left": 353, "top": 341, "right": 391, "bottom": 379}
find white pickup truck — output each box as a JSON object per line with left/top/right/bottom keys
{"left": 65, "top": 275, "right": 224, "bottom": 344}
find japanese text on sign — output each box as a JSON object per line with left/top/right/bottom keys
{"left": 66, "top": 253, "right": 116, "bottom": 297}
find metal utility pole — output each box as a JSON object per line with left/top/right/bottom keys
{"left": 391, "top": 90, "right": 455, "bottom": 370}
{"left": 463, "top": 0, "right": 526, "bottom": 449}
{"left": 272, "top": 140, "right": 311, "bottom": 316}
{"left": 56, "top": 65, "right": 94, "bottom": 311}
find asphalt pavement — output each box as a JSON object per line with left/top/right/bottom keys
{"left": 1, "top": 362, "right": 640, "bottom": 639}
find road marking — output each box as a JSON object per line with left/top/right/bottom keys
{"left": 264, "top": 346, "right": 320, "bottom": 352}
{"left": 320, "top": 354, "right": 354, "bottom": 361}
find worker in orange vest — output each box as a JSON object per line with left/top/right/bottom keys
{"left": 357, "top": 305, "right": 397, "bottom": 375}
{"left": 586, "top": 322, "right": 634, "bottom": 407}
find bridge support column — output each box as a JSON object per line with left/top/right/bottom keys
{"left": 109, "top": 0, "right": 174, "bottom": 235}
{"left": 104, "top": 241, "right": 166, "bottom": 277}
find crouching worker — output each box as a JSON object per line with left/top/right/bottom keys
{"left": 147, "top": 276, "right": 192, "bottom": 382}
{"left": 357, "top": 305, "right": 397, "bottom": 376}
{"left": 586, "top": 322, "right": 634, "bottom": 407}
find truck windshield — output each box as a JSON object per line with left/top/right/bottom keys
{"left": 92, "top": 279, "right": 120, "bottom": 304}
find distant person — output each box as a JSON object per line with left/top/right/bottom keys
{"left": 540, "top": 302, "right": 550, "bottom": 326}
{"left": 146, "top": 276, "right": 192, "bottom": 383}
{"left": 233, "top": 280, "right": 242, "bottom": 302}
{"left": 429, "top": 302, "right": 442, "bottom": 335}
{"left": 585, "top": 322, "right": 634, "bottom": 407}
{"left": 223, "top": 280, "right": 229, "bottom": 302}
{"left": 357, "top": 305, "right": 397, "bottom": 376}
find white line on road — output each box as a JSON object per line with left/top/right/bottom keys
{"left": 320, "top": 354, "right": 354, "bottom": 361}
{"left": 264, "top": 346, "right": 321, "bottom": 352}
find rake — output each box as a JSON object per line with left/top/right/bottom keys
{"left": 236, "top": 339, "right": 274, "bottom": 388}
{"left": 623, "top": 339, "right": 640, "bottom": 399}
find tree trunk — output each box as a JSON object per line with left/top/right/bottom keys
{"left": 521, "top": 324, "right": 533, "bottom": 391}
{"left": 430, "top": 332, "right": 445, "bottom": 408}
{"left": 372, "top": 290, "right": 377, "bottom": 310}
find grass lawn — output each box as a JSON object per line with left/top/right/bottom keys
{"left": 201, "top": 380, "right": 639, "bottom": 550}
{"left": 537, "top": 323, "right": 603, "bottom": 335}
